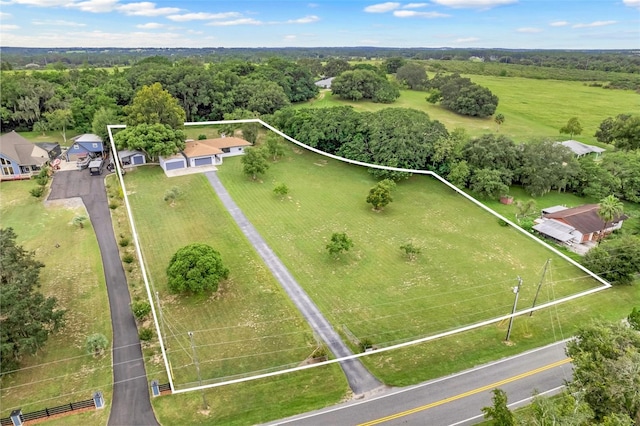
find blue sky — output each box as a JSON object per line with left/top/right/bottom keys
{"left": 0, "top": 0, "right": 638, "bottom": 49}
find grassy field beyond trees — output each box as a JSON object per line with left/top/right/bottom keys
{"left": 302, "top": 76, "right": 639, "bottom": 144}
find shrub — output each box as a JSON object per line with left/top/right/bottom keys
{"left": 359, "top": 338, "right": 373, "bottom": 352}
{"left": 138, "top": 327, "right": 153, "bottom": 341}
{"left": 35, "top": 175, "right": 49, "bottom": 186}
{"left": 109, "top": 202, "right": 118, "bottom": 210}
{"left": 30, "top": 186, "right": 45, "bottom": 198}
{"left": 119, "top": 237, "right": 130, "bottom": 247}
{"left": 131, "top": 300, "right": 151, "bottom": 321}
{"left": 498, "top": 219, "right": 509, "bottom": 227}
{"left": 627, "top": 307, "right": 640, "bottom": 331}
{"left": 198, "top": 134, "right": 207, "bottom": 140}
{"left": 86, "top": 333, "right": 109, "bottom": 357}
{"left": 122, "top": 253, "right": 135, "bottom": 264}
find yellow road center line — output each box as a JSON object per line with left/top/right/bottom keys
{"left": 358, "top": 358, "right": 571, "bottom": 426}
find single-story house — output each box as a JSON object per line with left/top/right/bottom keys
{"left": 118, "top": 150, "right": 146, "bottom": 166}
{"left": 66, "top": 134, "right": 103, "bottom": 161}
{"left": 35, "top": 142, "right": 62, "bottom": 161}
{"left": 0, "top": 131, "right": 49, "bottom": 180}
{"left": 196, "top": 136, "right": 251, "bottom": 159}
{"left": 533, "top": 204, "right": 627, "bottom": 244}
{"left": 159, "top": 153, "right": 187, "bottom": 172}
{"left": 182, "top": 140, "right": 223, "bottom": 168}
{"left": 560, "top": 140, "right": 605, "bottom": 158}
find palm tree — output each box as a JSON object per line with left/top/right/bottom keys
{"left": 597, "top": 195, "right": 624, "bottom": 243}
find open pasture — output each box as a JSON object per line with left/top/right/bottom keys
{"left": 123, "top": 168, "right": 347, "bottom": 392}
{"left": 216, "top": 144, "right": 603, "bottom": 351}
{"left": 302, "top": 75, "right": 639, "bottom": 144}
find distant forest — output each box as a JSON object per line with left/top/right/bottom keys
{"left": 1, "top": 46, "right": 639, "bottom": 74}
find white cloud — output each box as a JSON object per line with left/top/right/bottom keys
{"left": 71, "top": 0, "right": 118, "bottom": 13}
{"left": 207, "top": 18, "right": 262, "bottom": 26}
{"left": 573, "top": 20, "right": 616, "bottom": 28}
{"left": 136, "top": 22, "right": 163, "bottom": 29}
{"left": 517, "top": 27, "right": 542, "bottom": 33}
{"left": 454, "top": 36, "right": 479, "bottom": 43}
{"left": 0, "top": 12, "right": 12, "bottom": 18}
{"left": 402, "top": 2, "right": 428, "bottom": 8}
{"left": 117, "top": 2, "right": 180, "bottom": 16}
{"left": 549, "top": 21, "right": 568, "bottom": 27}
{"left": 286, "top": 15, "right": 320, "bottom": 24}
{"left": 0, "top": 28, "right": 208, "bottom": 47}
{"left": 32, "top": 19, "right": 87, "bottom": 26}
{"left": 393, "top": 10, "right": 449, "bottom": 17}
{"left": 2, "top": 0, "right": 69, "bottom": 6}
{"left": 364, "top": 2, "right": 401, "bottom": 13}
{"left": 623, "top": 0, "right": 640, "bottom": 9}
{"left": 284, "top": 34, "right": 296, "bottom": 40}
{"left": 166, "top": 12, "right": 241, "bottom": 22}
{"left": 307, "top": 3, "right": 319, "bottom": 8}
{"left": 0, "top": 24, "right": 20, "bottom": 30}
{"left": 430, "top": 0, "right": 516, "bottom": 8}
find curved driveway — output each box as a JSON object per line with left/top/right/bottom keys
{"left": 48, "top": 170, "right": 158, "bottom": 426}
{"left": 205, "top": 171, "right": 382, "bottom": 396}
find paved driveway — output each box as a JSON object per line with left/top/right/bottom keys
{"left": 49, "top": 170, "right": 158, "bottom": 426}
{"left": 205, "top": 171, "right": 382, "bottom": 396}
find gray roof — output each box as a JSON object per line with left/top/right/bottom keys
{"left": 541, "top": 205, "right": 568, "bottom": 214}
{"left": 560, "top": 140, "right": 605, "bottom": 156}
{"left": 73, "top": 133, "right": 103, "bottom": 143}
{"left": 315, "top": 77, "right": 335, "bottom": 88}
{"left": 0, "top": 131, "right": 49, "bottom": 166}
{"left": 533, "top": 219, "right": 577, "bottom": 243}
{"left": 118, "top": 150, "right": 144, "bottom": 159}
{"left": 35, "top": 142, "right": 60, "bottom": 152}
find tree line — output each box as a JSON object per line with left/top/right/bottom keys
{"left": 0, "top": 56, "right": 320, "bottom": 135}
{"left": 2, "top": 47, "right": 638, "bottom": 75}
{"left": 267, "top": 106, "right": 640, "bottom": 203}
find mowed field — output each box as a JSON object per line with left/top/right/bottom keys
{"left": 0, "top": 180, "right": 111, "bottom": 424}
{"left": 216, "top": 144, "right": 602, "bottom": 350}
{"left": 122, "top": 168, "right": 348, "bottom": 416}
{"left": 302, "top": 76, "right": 639, "bottom": 144}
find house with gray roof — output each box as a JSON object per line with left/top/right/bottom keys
{"left": 560, "top": 140, "right": 605, "bottom": 158}
{"left": 0, "top": 131, "right": 49, "bottom": 180}
{"left": 66, "top": 133, "right": 104, "bottom": 161}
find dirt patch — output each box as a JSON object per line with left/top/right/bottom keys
{"left": 44, "top": 197, "right": 86, "bottom": 211}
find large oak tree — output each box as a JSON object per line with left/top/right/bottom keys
{"left": 1, "top": 228, "right": 66, "bottom": 372}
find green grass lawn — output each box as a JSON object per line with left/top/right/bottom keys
{"left": 216, "top": 146, "right": 602, "bottom": 348}
{"left": 0, "top": 180, "right": 112, "bottom": 424}
{"left": 301, "top": 74, "right": 639, "bottom": 144}
{"left": 122, "top": 167, "right": 348, "bottom": 423}
{"left": 215, "top": 143, "right": 639, "bottom": 385}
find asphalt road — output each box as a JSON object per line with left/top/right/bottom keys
{"left": 267, "top": 341, "right": 572, "bottom": 425}
{"left": 48, "top": 170, "right": 158, "bottom": 426}
{"left": 205, "top": 171, "right": 383, "bottom": 396}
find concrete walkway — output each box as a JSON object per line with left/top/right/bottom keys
{"left": 48, "top": 170, "right": 158, "bottom": 425}
{"left": 204, "top": 172, "right": 382, "bottom": 396}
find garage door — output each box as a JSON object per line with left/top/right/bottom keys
{"left": 133, "top": 155, "right": 144, "bottom": 165}
{"left": 165, "top": 160, "right": 185, "bottom": 171}
{"left": 194, "top": 157, "right": 212, "bottom": 166}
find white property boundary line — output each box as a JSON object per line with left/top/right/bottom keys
{"left": 107, "top": 120, "right": 610, "bottom": 395}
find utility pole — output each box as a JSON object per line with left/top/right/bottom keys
{"left": 530, "top": 259, "right": 550, "bottom": 316}
{"left": 188, "top": 331, "right": 208, "bottom": 409}
{"left": 505, "top": 276, "right": 523, "bottom": 342}
{"left": 155, "top": 291, "right": 168, "bottom": 350}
